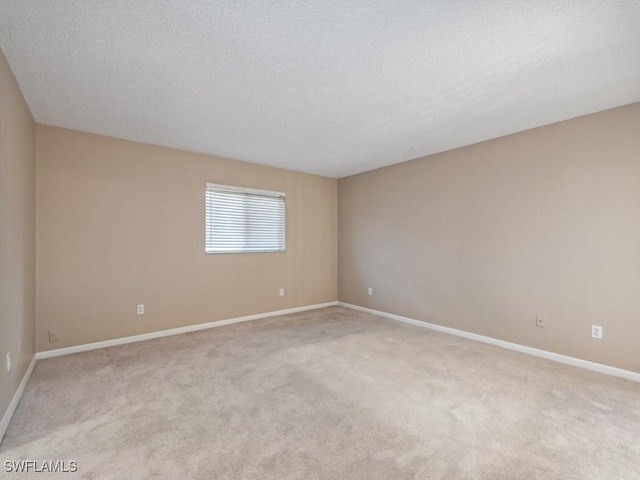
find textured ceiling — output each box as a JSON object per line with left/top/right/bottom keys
{"left": 1, "top": 1, "right": 639, "bottom": 178}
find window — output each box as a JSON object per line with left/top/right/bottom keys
{"left": 205, "top": 183, "right": 285, "bottom": 253}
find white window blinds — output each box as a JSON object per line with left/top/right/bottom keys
{"left": 205, "top": 183, "right": 286, "bottom": 253}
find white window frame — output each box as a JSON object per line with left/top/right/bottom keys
{"left": 205, "top": 183, "right": 286, "bottom": 254}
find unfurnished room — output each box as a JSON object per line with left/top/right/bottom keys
{"left": 1, "top": 1, "right": 639, "bottom": 479}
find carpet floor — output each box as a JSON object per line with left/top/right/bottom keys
{"left": 1, "top": 306, "right": 639, "bottom": 479}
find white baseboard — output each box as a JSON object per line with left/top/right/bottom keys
{"left": 0, "top": 354, "right": 37, "bottom": 445}
{"left": 338, "top": 302, "right": 640, "bottom": 383}
{"left": 36, "top": 301, "right": 338, "bottom": 360}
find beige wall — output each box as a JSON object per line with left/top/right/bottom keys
{"left": 36, "top": 126, "right": 337, "bottom": 351}
{"left": 0, "top": 49, "right": 36, "bottom": 427}
{"left": 339, "top": 103, "right": 640, "bottom": 373}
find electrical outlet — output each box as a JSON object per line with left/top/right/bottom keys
{"left": 368, "top": 287, "right": 373, "bottom": 296}
{"left": 6, "top": 352, "right": 11, "bottom": 372}
{"left": 137, "top": 304, "right": 144, "bottom": 315}
{"left": 591, "top": 325, "right": 603, "bottom": 339}
{"left": 536, "top": 315, "right": 545, "bottom": 328}
{"left": 48, "top": 330, "right": 59, "bottom": 343}
{"left": 279, "top": 288, "right": 285, "bottom": 296}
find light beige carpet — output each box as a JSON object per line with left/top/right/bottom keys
{"left": 2, "top": 306, "right": 639, "bottom": 479}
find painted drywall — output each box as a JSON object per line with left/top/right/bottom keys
{"left": 36, "top": 126, "right": 337, "bottom": 351}
{"left": 0, "top": 48, "right": 36, "bottom": 424}
{"left": 2, "top": 2, "right": 639, "bottom": 178}
{"left": 339, "top": 103, "right": 640, "bottom": 373}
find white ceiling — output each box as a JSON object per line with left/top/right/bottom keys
{"left": 0, "top": 1, "right": 639, "bottom": 178}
